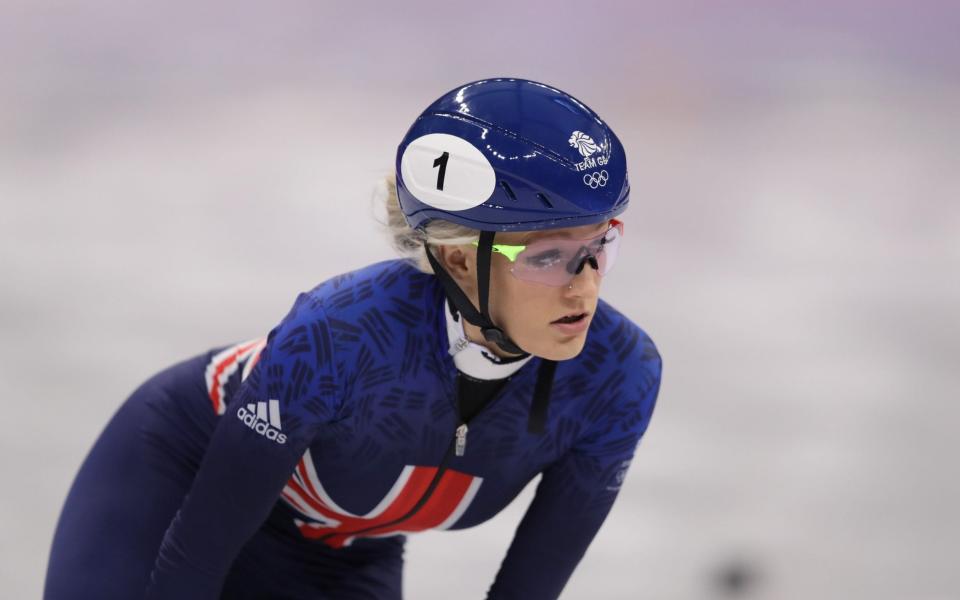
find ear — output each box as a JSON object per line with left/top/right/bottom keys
{"left": 434, "top": 244, "right": 477, "bottom": 294}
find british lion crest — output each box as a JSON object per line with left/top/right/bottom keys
{"left": 568, "top": 131, "right": 601, "bottom": 158}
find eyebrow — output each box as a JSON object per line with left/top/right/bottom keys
{"left": 520, "top": 221, "right": 608, "bottom": 244}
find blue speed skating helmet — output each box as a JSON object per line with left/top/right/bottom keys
{"left": 395, "top": 78, "right": 630, "bottom": 232}
{"left": 394, "top": 78, "right": 630, "bottom": 362}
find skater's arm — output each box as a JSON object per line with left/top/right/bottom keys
{"left": 145, "top": 293, "right": 339, "bottom": 599}
{"left": 486, "top": 343, "right": 661, "bottom": 600}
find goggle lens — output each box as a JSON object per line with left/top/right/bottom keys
{"left": 508, "top": 220, "right": 623, "bottom": 287}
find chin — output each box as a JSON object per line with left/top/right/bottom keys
{"left": 528, "top": 335, "right": 588, "bottom": 362}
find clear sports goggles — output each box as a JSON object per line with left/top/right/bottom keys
{"left": 473, "top": 219, "right": 624, "bottom": 287}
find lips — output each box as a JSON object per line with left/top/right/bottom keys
{"left": 550, "top": 312, "right": 591, "bottom": 335}
{"left": 551, "top": 312, "right": 587, "bottom": 324}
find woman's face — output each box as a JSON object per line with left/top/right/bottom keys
{"left": 436, "top": 220, "right": 610, "bottom": 361}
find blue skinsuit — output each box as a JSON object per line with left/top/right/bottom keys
{"left": 45, "top": 259, "right": 661, "bottom": 599}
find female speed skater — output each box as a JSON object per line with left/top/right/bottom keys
{"left": 45, "top": 77, "right": 662, "bottom": 600}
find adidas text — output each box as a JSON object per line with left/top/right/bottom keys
{"left": 237, "top": 401, "right": 287, "bottom": 444}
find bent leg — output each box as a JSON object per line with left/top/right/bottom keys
{"left": 44, "top": 371, "right": 201, "bottom": 599}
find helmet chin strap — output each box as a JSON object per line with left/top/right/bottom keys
{"left": 425, "top": 230, "right": 528, "bottom": 357}
{"left": 425, "top": 231, "right": 559, "bottom": 436}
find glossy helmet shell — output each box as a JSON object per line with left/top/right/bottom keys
{"left": 395, "top": 78, "right": 629, "bottom": 232}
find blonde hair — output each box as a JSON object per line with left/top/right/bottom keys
{"left": 378, "top": 173, "right": 480, "bottom": 274}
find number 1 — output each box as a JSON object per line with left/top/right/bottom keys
{"left": 433, "top": 152, "right": 449, "bottom": 191}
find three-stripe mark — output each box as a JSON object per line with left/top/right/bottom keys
{"left": 247, "top": 399, "right": 282, "bottom": 429}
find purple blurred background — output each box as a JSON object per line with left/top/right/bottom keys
{"left": 2, "top": 1, "right": 958, "bottom": 598}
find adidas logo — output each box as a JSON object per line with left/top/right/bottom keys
{"left": 237, "top": 399, "right": 287, "bottom": 444}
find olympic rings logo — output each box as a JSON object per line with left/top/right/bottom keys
{"left": 583, "top": 170, "right": 609, "bottom": 189}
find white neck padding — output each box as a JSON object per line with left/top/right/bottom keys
{"left": 444, "top": 299, "right": 533, "bottom": 380}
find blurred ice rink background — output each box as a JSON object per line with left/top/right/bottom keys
{"left": 2, "top": 1, "right": 958, "bottom": 598}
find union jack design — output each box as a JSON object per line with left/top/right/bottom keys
{"left": 280, "top": 451, "right": 483, "bottom": 548}
{"left": 204, "top": 338, "right": 266, "bottom": 415}
{"left": 205, "top": 337, "right": 483, "bottom": 546}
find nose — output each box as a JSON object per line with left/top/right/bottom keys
{"left": 573, "top": 255, "right": 599, "bottom": 274}
{"left": 565, "top": 258, "right": 600, "bottom": 295}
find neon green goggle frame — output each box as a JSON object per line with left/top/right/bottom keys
{"left": 470, "top": 241, "right": 525, "bottom": 261}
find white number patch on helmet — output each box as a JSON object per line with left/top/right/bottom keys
{"left": 400, "top": 133, "right": 496, "bottom": 211}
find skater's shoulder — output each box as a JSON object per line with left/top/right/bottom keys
{"left": 587, "top": 298, "right": 660, "bottom": 366}
{"left": 301, "top": 259, "right": 441, "bottom": 318}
